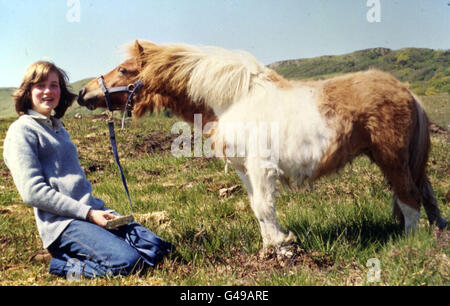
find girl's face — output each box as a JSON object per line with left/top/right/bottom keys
{"left": 30, "top": 71, "right": 60, "bottom": 117}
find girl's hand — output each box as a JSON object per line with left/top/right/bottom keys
{"left": 87, "top": 209, "right": 117, "bottom": 228}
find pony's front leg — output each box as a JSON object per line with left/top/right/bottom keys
{"left": 246, "top": 159, "right": 297, "bottom": 253}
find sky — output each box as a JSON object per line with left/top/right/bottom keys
{"left": 0, "top": 0, "right": 449, "bottom": 87}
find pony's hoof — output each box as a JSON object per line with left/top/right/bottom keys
{"left": 277, "top": 244, "right": 297, "bottom": 259}
{"left": 436, "top": 217, "right": 448, "bottom": 230}
{"left": 260, "top": 231, "right": 299, "bottom": 259}
{"left": 260, "top": 243, "right": 303, "bottom": 260}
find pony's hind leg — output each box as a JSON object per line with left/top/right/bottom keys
{"left": 396, "top": 198, "right": 421, "bottom": 233}
{"left": 390, "top": 173, "right": 447, "bottom": 231}
{"left": 381, "top": 164, "right": 421, "bottom": 233}
{"left": 391, "top": 194, "right": 404, "bottom": 227}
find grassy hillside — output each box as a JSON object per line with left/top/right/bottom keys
{"left": 70, "top": 77, "right": 94, "bottom": 93}
{"left": 0, "top": 88, "right": 17, "bottom": 118}
{"left": 269, "top": 47, "right": 450, "bottom": 96}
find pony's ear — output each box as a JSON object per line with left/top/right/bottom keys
{"left": 134, "top": 40, "right": 145, "bottom": 69}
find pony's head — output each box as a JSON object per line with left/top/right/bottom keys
{"left": 78, "top": 39, "right": 284, "bottom": 123}
{"left": 77, "top": 41, "right": 144, "bottom": 111}
{"left": 78, "top": 40, "right": 219, "bottom": 123}
{"left": 78, "top": 40, "right": 165, "bottom": 118}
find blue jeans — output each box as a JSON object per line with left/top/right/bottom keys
{"left": 47, "top": 219, "right": 173, "bottom": 279}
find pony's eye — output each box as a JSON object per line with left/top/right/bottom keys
{"left": 118, "top": 67, "right": 127, "bottom": 74}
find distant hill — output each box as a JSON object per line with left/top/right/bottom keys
{"left": 269, "top": 47, "right": 449, "bottom": 96}
{"left": 71, "top": 77, "right": 95, "bottom": 93}
{"left": 0, "top": 88, "right": 17, "bottom": 118}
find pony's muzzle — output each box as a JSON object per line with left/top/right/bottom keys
{"left": 77, "top": 87, "right": 102, "bottom": 110}
{"left": 77, "top": 88, "right": 86, "bottom": 104}
{"left": 77, "top": 88, "right": 93, "bottom": 110}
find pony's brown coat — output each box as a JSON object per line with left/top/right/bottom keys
{"left": 313, "top": 69, "right": 416, "bottom": 179}
{"left": 313, "top": 70, "right": 436, "bottom": 221}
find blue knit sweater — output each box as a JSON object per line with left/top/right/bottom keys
{"left": 3, "top": 111, "right": 106, "bottom": 248}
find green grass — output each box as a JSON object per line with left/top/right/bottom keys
{"left": 0, "top": 106, "right": 448, "bottom": 286}
{"left": 421, "top": 93, "right": 450, "bottom": 129}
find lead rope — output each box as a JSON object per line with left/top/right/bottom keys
{"left": 97, "top": 76, "right": 143, "bottom": 228}
{"left": 107, "top": 114, "right": 134, "bottom": 216}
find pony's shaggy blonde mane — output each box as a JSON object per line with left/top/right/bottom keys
{"left": 128, "top": 41, "right": 277, "bottom": 115}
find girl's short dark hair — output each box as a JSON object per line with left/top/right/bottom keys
{"left": 13, "top": 61, "right": 77, "bottom": 118}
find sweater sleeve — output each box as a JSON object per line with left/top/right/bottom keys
{"left": 3, "top": 122, "right": 91, "bottom": 220}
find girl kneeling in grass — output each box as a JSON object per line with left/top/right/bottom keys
{"left": 3, "top": 61, "right": 173, "bottom": 279}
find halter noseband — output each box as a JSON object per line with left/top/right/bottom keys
{"left": 97, "top": 75, "right": 143, "bottom": 116}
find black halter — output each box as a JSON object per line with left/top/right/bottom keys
{"left": 97, "top": 75, "right": 143, "bottom": 116}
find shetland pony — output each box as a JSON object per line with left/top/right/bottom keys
{"left": 78, "top": 40, "right": 447, "bottom": 253}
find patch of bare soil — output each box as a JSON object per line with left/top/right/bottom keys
{"left": 0, "top": 165, "right": 11, "bottom": 179}
{"left": 28, "top": 249, "right": 52, "bottom": 264}
{"left": 257, "top": 245, "right": 334, "bottom": 270}
{"left": 430, "top": 122, "right": 448, "bottom": 135}
{"left": 82, "top": 163, "right": 106, "bottom": 175}
{"left": 89, "top": 113, "right": 109, "bottom": 122}
{"left": 130, "top": 131, "right": 178, "bottom": 156}
{"left": 430, "top": 122, "right": 450, "bottom": 142}
{"left": 0, "top": 235, "right": 13, "bottom": 249}
{"left": 434, "top": 227, "right": 450, "bottom": 250}
{"left": 157, "top": 246, "right": 335, "bottom": 285}
{"left": 215, "top": 246, "right": 335, "bottom": 284}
